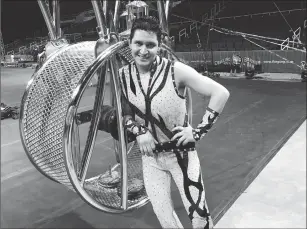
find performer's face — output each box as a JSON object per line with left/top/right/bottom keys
{"left": 130, "top": 29, "right": 160, "bottom": 70}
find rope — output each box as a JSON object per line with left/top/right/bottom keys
{"left": 211, "top": 26, "right": 306, "bottom": 49}
{"left": 216, "top": 27, "right": 305, "bottom": 46}
{"left": 187, "top": 0, "right": 202, "bottom": 49}
{"left": 157, "top": 7, "right": 305, "bottom": 46}
{"left": 209, "top": 8, "right": 306, "bottom": 21}
{"left": 149, "top": 3, "right": 305, "bottom": 65}
{"left": 212, "top": 28, "right": 305, "bottom": 53}
{"left": 243, "top": 37, "right": 301, "bottom": 68}
{"left": 273, "top": 2, "right": 295, "bottom": 33}
{"left": 162, "top": 7, "right": 306, "bottom": 23}
{"left": 211, "top": 28, "right": 301, "bottom": 68}
{"left": 243, "top": 34, "right": 306, "bottom": 53}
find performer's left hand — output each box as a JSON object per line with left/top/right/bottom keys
{"left": 171, "top": 124, "right": 195, "bottom": 146}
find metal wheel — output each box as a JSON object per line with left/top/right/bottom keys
{"left": 20, "top": 39, "right": 193, "bottom": 213}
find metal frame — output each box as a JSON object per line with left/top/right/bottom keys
{"left": 23, "top": 0, "right": 193, "bottom": 213}
{"left": 63, "top": 40, "right": 185, "bottom": 213}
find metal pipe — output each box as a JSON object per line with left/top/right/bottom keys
{"left": 165, "top": 0, "right": 170, "bottom": 22}
{"left": 113, "top": 0, "right": 120, "bottom": 33}
{"left": 157, "top": 1, "right": 169, "bottom": 35}
{"left": 144, "top": 6, "right": 149, "bottom": 16}
{"left": 52, "top": 0, "right": 61, "bottom": 39}
{"left": 91, "top": 0, "right": 108, "bottom": 39}
{"left": 109, "top": 57, "right": 128, "bottom": 209}
{"left": 37, "top": 0, "right": 56, "bottom": 40}
{"left": 102, "top": 0, "right": 108, "bottom": 18}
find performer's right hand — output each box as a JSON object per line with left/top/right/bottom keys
{"left": 136, "top": 131, "right": 157, "bottom": 157}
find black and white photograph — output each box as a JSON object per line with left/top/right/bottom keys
{"left": 1, "top": 0, "right": 306, "bottom": 228}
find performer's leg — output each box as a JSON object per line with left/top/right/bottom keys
{"left": 168, "top": 151, "right": 214, "bottom": 229}
{"left": 142, "top": 155, "right": 183, "bottom": 228}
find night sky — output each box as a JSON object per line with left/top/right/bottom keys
{"left": 1, "top": 0, "right": 306, "bottom": 44}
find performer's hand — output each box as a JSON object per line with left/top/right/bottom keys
{"left": 171, "top": 124, "right": 195, "bottom": 146}
{"left": 136, "top": 131, "right": 157, "bottom": 157}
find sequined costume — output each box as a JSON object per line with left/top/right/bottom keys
{"left": 119, "top": 56, "right": 214, "bottom": 228}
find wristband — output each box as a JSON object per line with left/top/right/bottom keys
{"left": 193, "top": 107, "right": 220, "bottom": 141}
{"left": 125, "top": 118, "right": 148, "bottom": 137}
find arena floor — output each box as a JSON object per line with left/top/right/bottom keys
{"left": 1, "top": 67, "right": 306, "bottom": 228}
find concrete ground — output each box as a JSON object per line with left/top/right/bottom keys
{"left": 1, "top": 67, "right": 306, "bottom": 228}
{"left": 216, "top": 121, "right": 306, "bottom": 228}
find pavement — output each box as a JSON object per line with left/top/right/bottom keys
{"left": 1, "top": 67, "right": 306, "bottom": 228}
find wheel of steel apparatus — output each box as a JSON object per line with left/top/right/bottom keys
{"left": 63, "top": 40, "right": 193, "bottom": 213}
{"left": 19, "top": 39, "right": 192, "bottom": 214}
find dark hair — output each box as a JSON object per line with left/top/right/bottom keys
{"left": 129, "top": 16, "right": 162, "bottom": 44}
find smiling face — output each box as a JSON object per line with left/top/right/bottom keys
{"left": 129, "top": 29, "right": 160, "bottom": 72}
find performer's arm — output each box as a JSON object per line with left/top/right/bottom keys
{"left": 121, "top": 93, "right": 156, "bottom": 156}
{"left": 121, "top": 94, "right": 149, "bottom": 137}
{"left": 171, "top": 61, "right": 230, "bottom": 143}
{"left": 119, "top": 71, "right": 156, "bottom": 156}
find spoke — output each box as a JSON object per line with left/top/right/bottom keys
{"left": 72, "top": 120, "right": 81, "bottom": 173}
{"left": 109, "top": 56, "right": 128, "bottom": 209}
{"left": 78, "top": 65, "right": 108, "bottom": 186}
{"left": 109, "top": 59, "right": 121, "bottom": 163}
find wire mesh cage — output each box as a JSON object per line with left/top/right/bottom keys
{"left": 20, "top": 41, "right": 97, "bottom": 189}
{"left": 20, "top": 40, "right": 151, "bottom": 213}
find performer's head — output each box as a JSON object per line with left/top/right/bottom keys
{"left": 129, "top": 16, "right": 162, "bottom": 70}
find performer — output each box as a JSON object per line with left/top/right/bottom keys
{"left": 100, "top": 16, "right": 230, "bottom": 228}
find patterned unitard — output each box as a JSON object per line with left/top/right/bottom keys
{"left": 119, "top": 56, "right": 214, "bottom": 228}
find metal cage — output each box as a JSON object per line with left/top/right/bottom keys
{"left": 19, "top": 0, "right": 193, "bottom": 214}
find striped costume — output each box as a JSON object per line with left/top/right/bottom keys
{"left": 119, "top": 56, "right": 214, "bottom": 228}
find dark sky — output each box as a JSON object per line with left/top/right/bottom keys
{"left": 1, "top": 0, "right": 306, "bottom": 44}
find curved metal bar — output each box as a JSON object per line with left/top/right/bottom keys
{"left": 19, "top": 76, "right": 59, "bottom": 183}
{"left": 19, "top": 43, "right": 77, "bottom": 183}
{"left": 91, "top": 0, "right": 108, "bottom": 39}
{"left": 37, "top": 0, "right": 56, "bottom": 40}
{"left": 64, "top": 40, "right": 131, "bottom": 213}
